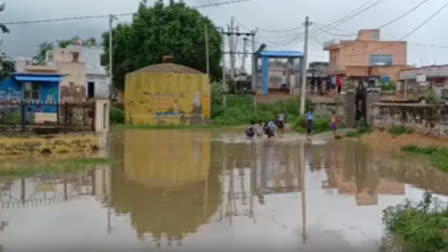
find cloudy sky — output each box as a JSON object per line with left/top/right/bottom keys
{"left": 1, "top": 0, "right": 448, "bottom": 66}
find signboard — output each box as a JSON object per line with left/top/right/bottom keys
{"left": 417, "top": 74, "right": 427, "bottom": 83}
{"left": 152, "top": 95, "right": 178, "bottom": 116}
{"left": 35, "top": 112, "right": 57, "bottom": 123}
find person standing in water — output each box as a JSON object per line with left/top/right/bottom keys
{"left": 256, "top": 120, "right": 265, "bottom": 137}
{"left": 330, "top": 111, "right": 338, "bottom": 139}
{"left": 246, "top": 121, "right": 255, "bottom": 138}
{"left": 277, "top": 113, "right": 286, "bottom": 135}
{"left": 266, "top": 120, "right": 277, "bottom": 138}
{"left": 305, "top": 110, "right": 314, "bottom": 140}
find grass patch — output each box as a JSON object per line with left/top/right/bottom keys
{"left": 389, "top": 125, "right": 413, "bottom": 136}
{"left": 0, "top": 158, "right": 111, "bottom": 178}
{"left": 346, "top": 124, "right": 371, "bottom": 138}
{"left": 401, "top": 145, "right": 448, "bottom": 172}
{"left": 382, "top": 193, "right": 448, "bottom": 252}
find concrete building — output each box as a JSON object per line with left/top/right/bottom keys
{"left": 125, "top": 62, "right": 210, "bottom": 126}
{"left": 400, "top": 65, "right": 448, "bottom": 99}
{"left": 47, "top": 46, "right": 109, "bottom": 103}
{"left": 325, "top": 29, "right": 408, "bottom": 83}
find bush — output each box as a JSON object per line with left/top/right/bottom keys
{"left": 425, "top": 90, "right": 440, "bottom": 104}
{"left": 210, "top": 82, "right": 311, "bottom": 127}
{"left": 110, "top": 107, "right": 125, "bottom": 125}
{"left": 382, "top": 193, "right": 448, "bottom": 252}
{"left": 381, "top": 81, "right": 397, "bottom": 91}
{"left": 293, "top": 115, "right": 331, "bottom": 134}
{"left": 389, "top": 125, "right": 413, "bottom": 136}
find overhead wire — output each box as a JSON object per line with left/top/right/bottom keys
{"left": 4, "top": 0, "right": 252, "bottom": 25}
{"left": 378, "top": 0, "right": 432, "bottom": 29}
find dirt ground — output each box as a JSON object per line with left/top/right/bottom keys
{"left": 360, "top": 130, "right": 448, "bottom": 151}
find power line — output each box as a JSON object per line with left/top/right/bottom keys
{"left": 4, "top": 0, "right": 251, "bottom": 25}
{"left": 378, "top": 0, "right": 431, "bottom": 29}
{"left": 399, "top": 1, "right": 448, "bottom": 40}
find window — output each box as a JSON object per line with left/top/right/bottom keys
{"left": 23, "top": 82, "right": 40, "bottom": 101}
{"left": 369, "top": 54, "right": 393, "bottom": 66}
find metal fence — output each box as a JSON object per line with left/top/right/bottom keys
{"left": 0, "top": 101, "right": 95, "bottom": 134}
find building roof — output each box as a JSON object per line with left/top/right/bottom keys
{"left": 13, "top": 73, "right": 64, "bottom": 83}
{"left": 258, "top": 50, "right": 303, "bottom": 58}
{"left": 132, "top": 63, "right": 203, "bottom": 74}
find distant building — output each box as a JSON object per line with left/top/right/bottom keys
{"left": 324, "top": 29, "right": 408, "bottom": 83}
{"left": 46, "top": 45, "right": 109, "bottom": 103}
{"left": 400, "top": 65, "right": 448, "bottom": 99}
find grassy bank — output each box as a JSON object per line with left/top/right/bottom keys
{"left": 0, "top": 158, "right": 111, "bottom": 178}
{"left": 382, "top": 193, "right": 448, "bottom": 252}
{"left": 401, "top": 145, "right": 448, "bottom": 172}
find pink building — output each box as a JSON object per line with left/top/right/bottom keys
{"left": 325, "top": 29, "right": 408, "bottom": 82}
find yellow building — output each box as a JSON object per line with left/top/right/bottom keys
{"left": 125, "top": 63, "right": 210, "bottom": 125}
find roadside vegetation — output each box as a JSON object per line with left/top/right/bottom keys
{"left": 389, "top": 125, "right": 413, "bottom": 136}
{"left": 346, "top": 123, "right": 371, "bottom": 138}
{"left": 382, "top": 193, "right": 448, "bottom": 252}
{"left": 401, "top": 145, "right": 448, "bottom": 172}
{"left": 0, "top": 158, "right": 111, "bottom": 178}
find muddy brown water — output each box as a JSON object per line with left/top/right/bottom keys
{"left": 1, "top": 129, "right": 448, "bottom": 252}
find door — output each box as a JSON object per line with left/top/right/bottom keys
{"left": 87, "top": 82, "right": 95, "bottom": 99}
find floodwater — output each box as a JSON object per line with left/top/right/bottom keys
{"left": 1, "top": 129, "right": 448, "bottom": 252}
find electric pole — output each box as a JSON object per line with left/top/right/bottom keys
{"left": 251, "top": 30, "right": 257, "bottom": 92}
{"left": 205, "top": 24, "right": 210, "bottom": 79}
{"left": 109, "top": 14, "right": 115, "bottom": 99}
{"left": 221, "top": 28, "right": 227, "bottom": 92}
{"left": 241, "top": 37, "right": 248, "bottom": 72}
{"left": 300, "top": 16, "right": 311, "bottom": 115}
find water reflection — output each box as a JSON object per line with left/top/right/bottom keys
{"left": 109, "top": 130, "right": 220, "bottom": 245}
{"left": 2, "top": 130, "right": 448, "bottom": 251}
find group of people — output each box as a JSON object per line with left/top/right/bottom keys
{"left": 245, "top": 114, "right": 286, "bottom": 139}
{"left": 246, "top": 111, "right": 339, "bottom": 140}
{"left": 310, "top": 75, "right": 344, "bottom": 96}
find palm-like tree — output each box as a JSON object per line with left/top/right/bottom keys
{"left": 0, "top": 4, "right": 9, "bottom": 34}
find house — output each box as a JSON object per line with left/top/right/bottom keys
{"left": 46, "top": 45, "right": 109, "bottom": 102}
{"left": 0, "top": 65, "right": 64, "bottom": 122}
{"left": 324, "top": 29, "right": 408, "bottom": 84}
{"left": 400, "top": 65, "right": 448, "bottom": 99}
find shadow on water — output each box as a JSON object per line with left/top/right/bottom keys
{"left": 1, "top": 129, "right": 448, "bottom": 251}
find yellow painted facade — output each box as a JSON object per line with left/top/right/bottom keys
{"left": 125, "top": 71, "right": 211, "bottom": 125}
{"left": 124, "top": 130, "right": 210, "bottom": 187}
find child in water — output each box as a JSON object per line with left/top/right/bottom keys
{"left": 256, "top": 120, "right": 265, "bottom": 137}
{"left": 305, "top": 110, "right": 314, "bottom": 140}
{"left": 246, "top": 121, "right": 255, "bottom": 138}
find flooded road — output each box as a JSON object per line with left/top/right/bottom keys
{"left": 1, "top": 129, "right": 448, "bottom": 252}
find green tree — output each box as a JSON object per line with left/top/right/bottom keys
{"left": 0, "top": 3, "right": 14, "bottom": 79}
{"left": 102, "top": 0, "right": 222, "bottom": 90}
{"left": 33, "top": 42, "right": 54, "bottom": 65}
{"left": 0, "top": 3, "right": 9, "bottom": 33}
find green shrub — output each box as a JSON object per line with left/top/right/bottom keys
{"left": 110, "top": 107, "right": 125, "bottom": 125}
{"left": 293, "top": 115, "right": 331, "bottom": 134}
{"left": 381, "top": 81, "right": 397, "bottom": 91}
{"left": 389, "top": 125, "right": 413, "bottom": 136}
{"left": 382, "top": 193, "right": 448, "bottom": 252}
{"left": 425, "top": 90, "right": 440, "bottom": 104}
{"left": 401, "top": 145, "right": 439, "bottom": 155}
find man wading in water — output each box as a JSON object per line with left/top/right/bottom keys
{"left": 305, "top": 109, "right": 314, "bottom": 140}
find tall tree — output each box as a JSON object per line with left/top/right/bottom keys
{"left": 102, "top": 0, "right": 222, "bottom": 90}
{"left": 33, "top": 42, "right": 54, "bottom": 65}
{"left": 0, "top": 3, "right": 14, "bottom": 79}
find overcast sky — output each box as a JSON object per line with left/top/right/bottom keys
{"left": 1, "top": 0, "right": 448, "bottom": 66}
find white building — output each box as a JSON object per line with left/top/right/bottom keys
{"left": 47, "top": 45, "right": 110, "bottom": 101}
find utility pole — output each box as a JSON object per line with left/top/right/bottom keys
{"left": 221, "top": 28, "right": 227, "bottom": 92}
{"left": 109, "top": 15, "right": 114, "bottom": 99}
{"left": 300, "top": 16, "right": 311, "bottom": 115}
{"left": 241, "top": 37, "right": 248, "bottom": 72}
{"left": 251, "top": 30, "right": 257, "bottom": 92}
{"left": 205, "top": 24, "right": 210, "bottom": 79}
